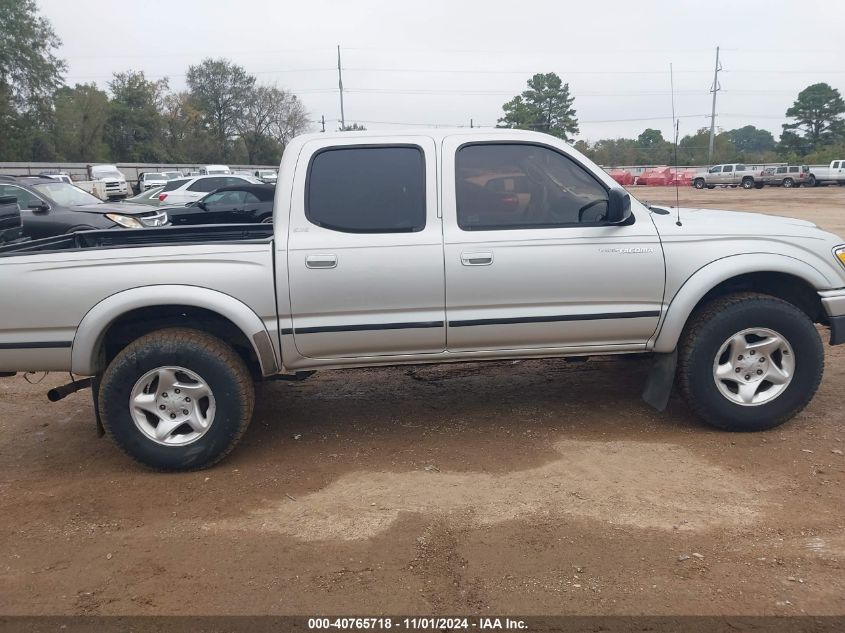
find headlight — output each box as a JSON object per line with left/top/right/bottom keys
{"left": 105, "top": 213, "right": 144, "bottom": 229}
{"left": 835, "top": 246, "right": 845, "bottom": 269}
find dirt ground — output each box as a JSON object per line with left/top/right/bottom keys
{"left": 1, "top": 185, "right": 843, "bottom": 617}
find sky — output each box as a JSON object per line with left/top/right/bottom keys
{"left": 37, "top": 0, "right": 845, "bottom": 143}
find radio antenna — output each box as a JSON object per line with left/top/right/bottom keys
{"left": 670, "top": 62, "right": 682, "bottom": 226}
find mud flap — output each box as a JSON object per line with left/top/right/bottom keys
{"left": 642, "top": 349, "right": 678, "bottom": 412}
{"left": 91, "top": 375, "right": 105, "bottom": 438}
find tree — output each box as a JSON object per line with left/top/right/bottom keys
{"left": 52, "top": 83, "right": 110, "bottom": 161}
{"left": 782, "top": 83, "right": 845, "bottom": 152}
{"left": 637, "top": 128, "right": 664, "bottom": 148}
{"left": 0, "top": 0, "right": 66, "bottom": 158}
{"left": 106, "top": 70, "right": 169, "bottom": 162}
{"left": 498, "top": 72, "right": 578, "bottom": 140}
{"left": 186, "top": 58, "right": 256, "bottom": 160}
{"left": 727, "top": 125, "right": 776, "bottom": 154}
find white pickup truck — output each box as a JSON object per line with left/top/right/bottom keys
{"left": 1, "top": 129, "right": 845, "bottom": 471}
{"left": 808, "top": 160, "right": 845, "bottom": 187}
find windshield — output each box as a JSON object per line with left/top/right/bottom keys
{"left": 92, "top": 167, "right": 122, "bottom": 179}
{"left": 162, "top": 172, "right": 182, "bottom": 179}
{"left": 33, "top": 182, "right": 102, "bottom": 206}
{"left": 146, "top": 173, "right": 167, "bottom": 179}
{"left": 259, "top": 170, "right": 276, "bottom": 177}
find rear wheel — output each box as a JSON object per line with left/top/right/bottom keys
{"left": 706, "top": 184, "right": 716, "bottom": 189}
{"left": 99, "top": 328, "right": 254, "bottom": 471}
{"left": 754, "top": 182, "right": 765, "bottom": 189}
{"left": 693, "top": 178, "right": 706, "bottom": 189}
{"left": 678, "top": 293, "right": 823, "bottom": 431}
{"left": 783, "top": 178, "right": 795, "bottom": 188}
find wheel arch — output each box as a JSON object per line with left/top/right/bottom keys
{"left": 72, "top": 285, "right": 279, "bottom": 377}
{"left": 652, "top": 255, "right": 831, "bottom": 353}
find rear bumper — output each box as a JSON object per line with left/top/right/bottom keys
{"left": 819, "top": 289, "right": 845, "bottom": 345}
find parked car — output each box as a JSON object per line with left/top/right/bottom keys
{"left": 0, "top": 176, "right": 168, "bottom": 239}
{"left": 39, "top": 172, "right": 73, "bottom": 185}
{"left": 161, "top": 171, "right": 183, "bottom": 180}
{"left": 156, "top": 174, "right": 262, "bottom": 206}
{"left": 199, "top": 165, "right": 231, "bottom": 175}
{"left": 166, "top": 184, "right": 275, "bottom": 225}
{"left": 0, "top": 195, "right": 24, "bottom": 244}
{"left": 254, "top": 169, "right": 278, "bottom": 184}
{"left": 692, "top": 164, "right": 765, "bottom": 190}
{"left": 136, "top": 172, "right": 170, "bottom": 193}
{"left": 88, "top": 164, "right": 130, "bottom": 199}
{"left": 123, "top": 187, "right": 165, "bottom": 206}
{"left": 1, "top": 128, "right": 844, "bottom": 471}
{"left": 760, "top": 165, "right": 810, "bottom": 188}
{"left": 807, "top": 160, "right": 845, "bottom": 187}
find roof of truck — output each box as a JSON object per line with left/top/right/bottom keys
{"left": 295, "top": 127, "right": 549, "bottom": 144}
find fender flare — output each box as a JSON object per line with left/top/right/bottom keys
{"left": 71, "top": 285, "right": 279, "bottom": 376}
{"left": 651, "top": 254, "right": 832, "bottom": 353}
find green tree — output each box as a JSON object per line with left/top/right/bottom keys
{"left": 727, "top": 125, "right": 775, "bottom": 154}
{"left": 0, "top": 0, "right": 66, "bottom": 158}
{"left": 498, "top": 72, "right": 578, "bottom": 140}
{"left": 106, "top": 70, "right": 169, "bottom": 161}
{"left": 782, "top": 83, "right": 845, "bottom": 153}
{"left": 52, "top": 83, "right": 110, "bottom": 161}
{"left": 186, "top": 58, "right": 256, "bottom": 160}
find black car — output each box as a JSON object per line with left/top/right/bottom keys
{"left": 165, "top": 183, "right": 275, "bottom": 226}
{"left": 0, "top": 176, "right": 168, "bottom": 239}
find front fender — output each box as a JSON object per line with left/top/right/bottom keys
{"left": 651, "top": 254, "right": 833, "bottom": 353}
{"left": 71, "top": 285, "right": 279, "bottom": 376}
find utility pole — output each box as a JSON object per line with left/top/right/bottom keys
{"left": 337, "top": 45, "right": 346, "bottom": 131}
{"left": 708, "top": 45, "right": 721, "bottom": 162}
{"left": 470, "top": 118, "right": 474, "bottom": 129}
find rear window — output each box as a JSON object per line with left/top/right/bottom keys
{"left": 306, "top": 146, "right": 425, "bottom": 233}
{"left": 788, "top": 166, "right": 799, "bottom": 173}
{"left": 723, "top": 165, "right": 733, "bottom": 173}
{"left": 736, "top": 164, "right": 746, "bottom": 171}
{"left": 162, "top": 178, "right": 189, "bottom": 192}
{"left": 189, "top": 177, "right": 228, "bottom": 193}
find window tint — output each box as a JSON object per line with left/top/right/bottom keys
{"left": 788, "top": 166, "right": 799, "bottom": 173}
{"left": 244, "top": 192, "right": 261, "bottom": 204}
{"left": 776, "top": 167, "right": 786, "bottom": 174}
{"left": 736, "top": 164, "right": 746, "bottom": 171}
{"left": 204, "top": 190, "right": 247, "bottom": 206}
{"left": 188, "top": 177, "right": 226, "bottom": 193}
{"left": 307, "top": 146, "right": 425, "bottom": 233}
{"left": 723, "top": 165, "right": 733, "bottom": 173}
{"left": 0, "top": 185, "right": 40, "bottom": 208}
{"left": 455, "top": 144, "right": 609, "bottom": 231}
{"left": 709, "top": 166, "right": 721, "bottom": 173}
{"left": 833, "top": 162, "right": 840, "bottom": 169}
{"left": 162, "top": 178, "right": 189, "bottom": 192}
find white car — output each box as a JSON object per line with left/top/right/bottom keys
{"left": 254, "top": 169, "right": 278, "bottom": 184}
{"left": 156, "top": 174, "right": 262, "bottom": 206}
{"left": 199, "top": 165, "right": 231, "bottom": 175}
{"left": 137, "top": 172, "right": 170, "bottom": 192}
{"left": 89, "top": 164, "right": 129, "bottom": 199}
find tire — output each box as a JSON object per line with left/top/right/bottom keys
{"left": 807, "top": 174, "right": 817, "bottom": 187}
{"left": 260, "top": 215, "right": 273, "bottom": 223}
{"left": 99, "top": 327, "right": 254, "bottom": 471}
{"left": 741, "top": 178, "right": 754, "bottom": 189}
{"left": 678, "top": 292, "right": 823, "bottom": 432}
{"left": 706, "top": 184, "right": 716, "bottom": 189}
{"left": 754, "top": 182, "right": 765, "bottom": 189}
{"left": 782, "top": 178, "right": 794, "bottom": 188}
{"left": 693, "top": 178, "right": 705, "bottom": 189}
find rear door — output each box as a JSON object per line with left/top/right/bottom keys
{"left": 721, "top": 164, "right": 734, "bottom": 185}
{"left": 286, "top": 137, "right": 446, "bottom": 359}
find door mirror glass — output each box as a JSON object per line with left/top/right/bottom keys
{"left": 27, "top": 201, "right": 48, "bottom": 213}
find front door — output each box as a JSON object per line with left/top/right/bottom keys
{"left": 287, "top": 138, "right": 446, "bottom": 359}
{"left": 441, "top": 138, "right": 665, "bottom": 352}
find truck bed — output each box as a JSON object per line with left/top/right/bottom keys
{"left": 0, "top": 224, "right": 274, "bottom": 258}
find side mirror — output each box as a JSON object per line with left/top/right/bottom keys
{"left": 606, "top": 189, "right": 631, "bottom": 224}
{"left": 27, "top": 201, "right": 49, "bottom": 213}
{"left": 197, "top": 201, "right": 208, "bottom": 210}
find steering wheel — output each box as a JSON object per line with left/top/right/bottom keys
{"left": 577, "top": 199, "right": 608, "bottom": 223}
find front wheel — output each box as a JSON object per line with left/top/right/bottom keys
{"left": 678, "top": 293, "right": 823, "bottom": 431}
{"left": 783, "top": 178, "right": 795, "bottom": 188}
{"left": 693, "top": 178, "right": 705, "bottom": 189}
{"left": 99, "top": 328, "right": 254, "bottom": 471}
{"left": 807, "top": 174, "right": 817, "bottom": 187}
{"left": 741, "top": 178, "right": 754, "bottom": 190}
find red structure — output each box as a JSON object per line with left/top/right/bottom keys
{"left": 636, "top": 166, "right": 672, "bottom": 186}
{"left": 608, "top": 169, "right": 634, "bottom": 186}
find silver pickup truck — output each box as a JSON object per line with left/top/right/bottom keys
{"left": 2, "top": 129, "right": 845, "bottom": 471}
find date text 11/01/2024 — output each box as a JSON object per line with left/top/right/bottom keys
{"left": 307, "top": 617, "right": 527, "bottom": 629}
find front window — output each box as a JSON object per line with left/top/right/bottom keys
{"left": 455, "top": 143, "right": 609, "bottom": 230}
{"left": 709, "top": 166, "right": 722, "bottom": 173}
{"left": 32, "top": 182, "right": 102, "bottom": 206}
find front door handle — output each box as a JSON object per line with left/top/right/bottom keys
{"left": 305, "top": 254, "right": 338, "bottom": 269}
{"left": 461, "top": 251, "right": 493, "bottom": 266}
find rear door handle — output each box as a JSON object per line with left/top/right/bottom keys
{"left": 305, "top": 254, "right": 338, "bottom": 269}
{"left": 461, "top": 251, "right": 493, "bottom": 266}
